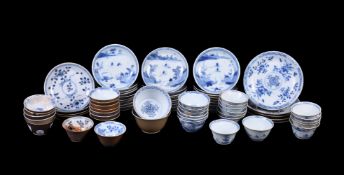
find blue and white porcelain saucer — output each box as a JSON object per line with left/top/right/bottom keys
{"left": 193, "top": 47, "right": 240, "bottom": 94}
{"left": 243, "top": 51, "right": 303, "bottom": 111}
{"left": 44, "top": 62, "right": 95, "bottom": 112}
{"left": 141, "top": 47, "right": 189, "bottom": 92}
{"left": 92, "top": 44, "right": 139, "bottom": 90}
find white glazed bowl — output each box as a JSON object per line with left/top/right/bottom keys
{"left": 220, "top": 90, "right": 248, "bottom": 104}
{"left": 291, "top": 124, "right": 318, "bottom": 140}
{"left": 89, "top": 87, "right": 120, "bottom": 102}
{"left": 178, "top": 91, "right": 210, "bottom": 108}
{"left": 291, "top": 101, "right": 321, "bottom": 120}
{"left": 133, "top": 86, "right": 171, "bottom": 120}
{"left": 209, "top": 119, "right": 240, "bottom": 145}
{"left": 242, "top": 115, "right": 274, "bottom": 142}
{"left": 24, "top": 94, "right": 55, "bottom": 112}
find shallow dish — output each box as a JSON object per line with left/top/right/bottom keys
{"left": 92, "top": 44, "right": 139, "bottom": 90}
{"left": 193, "top": 47, "right": 240, "bottom": 94}
{"left": 142, "top": 47, "right": 189, "bottom": 92}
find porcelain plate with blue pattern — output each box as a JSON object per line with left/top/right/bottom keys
{"left": 243, "top": 51, "right": 303, "bottom": 111}
{"left": 44, "top": 62, "right": 95, "bottom": 112}
{"left": 92, "top": 44, "right": 139, "bottom": 90}
{"left": 142, "top": 47, "right": 189, "bottom": 92}
{"left": 193, "top": 47, "right": 240, "bottom": 94}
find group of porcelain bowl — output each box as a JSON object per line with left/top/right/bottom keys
{"left": 22, "top": 44, "right": 322, "bottom": 146}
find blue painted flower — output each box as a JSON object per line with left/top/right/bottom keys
{"left": 141, "top": 101, "right": 159, "bottom": 117}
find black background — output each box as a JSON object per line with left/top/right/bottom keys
{"left": 8, "top": 5, "right": 339, "bottom": 167}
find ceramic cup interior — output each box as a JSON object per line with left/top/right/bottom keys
{"left": 133, "top": 86, "right": 171, "bottom": 119}
{"left": 94, "top": 121, "right": 126, "bottom": 137}
{"left": 209, "top": 119, "right": 240, "bottom": 135}
{"left": 24, "top": 94, "right": 55, "bottom": 112}
{"left": 62, "top": 116, "right": 94, "bottom": 132}
{"left": 89, "top": 87, "right": 120, "bottom": 101}
{"left": 178, "top": 91, "right": 210, "bottom": 107}
{"left": 291, "top": 102, "right": 321, "bottom": 117}
{"left": 220, "top": 90, "right": 248, "bottom": 104}
{"left": 242, "top": 115, "right": 274, "bottom": 131}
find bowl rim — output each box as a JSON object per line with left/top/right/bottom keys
{"left": 290, "top": 101, "right": 321, "bottom": 117}
{"left": 62, "top": 116, "right": 94, "bottom": 132}
{"left": 94, "top": 121, "right": 126, "bottom": 137}
{"left": 24, "top": 94, "right": 55, "bottom": 112}
{"left": 178, "top": 91, "right": 210, "bottom": 108}
{"left": 219, "top": 89, "right": 249, "bottom": 104}
{"left": 209, "top": 119, "right": 240, "bottom": 135}
{"left": 242, "top": 115, "right": 274, "bottom": 131}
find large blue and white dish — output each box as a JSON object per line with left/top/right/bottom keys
{"left": 193, "top": 47, "right": 240, "bottom": 94}
{"left": 133, "top": 86, "right": 172, "bottom": 120}
{"left": 92, "top": 44, "right": 139, "bottom": 90}
{"left": 243, "top": 51, "right": 303, "bottom": 111}
{"left": 142, "top": 47, "right": 189, "bottom": 92}
{"left": 44, "top": 62, "right": 95, "bottom": 112}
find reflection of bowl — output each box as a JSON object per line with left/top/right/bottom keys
{"left": 62, "top": 116, "right": 94, "bottom": 142}
{"left": 209, "top": 119, "right": 240, "bottom": 145}
{"left": 242, "top": 116, "right": 274, "bottom": 142}
{"left": 132, "top": 110, "right": 169, "bottom": 134}
{"left": 133, "top": 86, "right": 171, "bottom": 119}
{"left": 24, "top": 94, "right": 55, "bottom": 112}
{"left": 94, "top": 121, "right": 126, "bottom": 147}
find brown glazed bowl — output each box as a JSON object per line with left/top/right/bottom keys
{"left": 132, "top": 110, "right": 170, "bottom": 134}
{"left": 62, "top": 116, "right": 94, "bottom": 142}
{"left": 94, "top": 121, "right": 126, "bottom": 147}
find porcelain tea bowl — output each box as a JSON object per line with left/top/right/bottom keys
{"left": 132, "top": 110, "right": 170, "bottom": 134}
{"left": 133, "top": 86, "right": 171, "bottom": 120}
{"left": 24, "top": 94, "right": 55, "bottom": 113}
{"left": 290, "top": 123, "right": 319, "bottom": 140}
{"left": 209, "top": 119, "right": 240, "bottom": 145}
{"left": 177, "top": 115, "right": 207, "bottom": 133}
{"left": 94, "top": 121, "right": 126, "bottom": 147}
{"left": 62, "top": 116, "right": 94, "bottom": 142}
{"left": 89, "top": 87, "right": 120, "bottom": 104}
{"left": 242, "top": 115, "right": 274, "bottom": 142}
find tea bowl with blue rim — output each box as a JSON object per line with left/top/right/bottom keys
{"left": 242, "top": 115, "right": 274, "bottom": 142}
{"left": 94, "top": 121, "right": 126, "bottom": 147}
{"left": 177, "top": 116, "right": 207, "bottom": 133}
{"left": 62, "top": 116, "right": 94, "bottom": 142}
{"left": 209, "top": 119, "right": 240, "bottom": 145}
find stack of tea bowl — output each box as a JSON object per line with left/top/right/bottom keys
{"left": 217, "top": 90, "right": 249, "bottom": 122}
{"left": 23, "top": 94, "right": 56, "bottom": 136}
{"left": 177, "top": 91, "right": 210, "bottom": 133}
{"left": 132, "top": 86, "right": 171, "bottom": 134}
{"left": 89, "top": 87, "right": 120, "bottom": 121}
{"left": 289, "top": 102, "right": 322, "bottom": 139}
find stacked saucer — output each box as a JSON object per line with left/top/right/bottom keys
{"left": 289, "top": 102, "right": 322, "bottom": 139}
{"left": 44, "top": 62, "right": 95, "bottom": 118}
{"left": 177, "top": 91, "right": 210, "bottom": 133}
{"left": 23, "top": 94, "right": 56, "bottom": 136}
{"left": 243, "top": 51, "right": 304, "bottom": 123}
{"left": 119, "top": 83, "right": 138, "bottom": 111}
{"left": 141, "top": 47, "right": 189, "bottom": 111}
{"left": 217, "top": 90, "right": 248, "bottom": 122}
{"left": 247, "top": 100, "right": 295, "bottom": 123}
{"left": 169, "top": 85, "right": 187, "bottom": 111}
{"left": 89, "top": 87, "right": 120, "bottom": 121}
